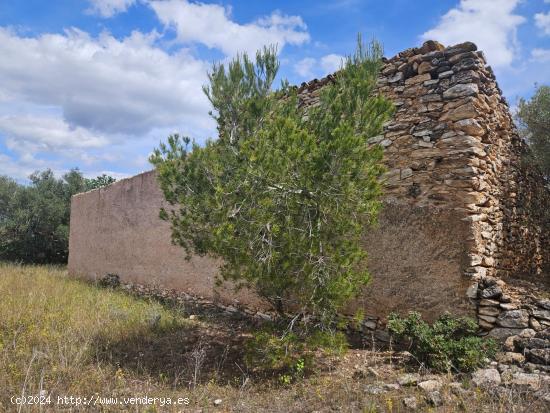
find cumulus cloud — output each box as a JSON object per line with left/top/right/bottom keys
{"left": 0, "top": 113, "right": 122, "bottom": 182}
{"left": 535, "top": 12, "right": 550, "bottom": 35}
{"left": 149, "top": 0, "right": 310, "bottom": 56}
{"left": 531, "top": 48, "right": 550, "bottom": 62}
{"left": 87, "top": 0, "right": 136, "bottom": 17}
{"left": 0, "top": 115, "right": 109, "bottom": 152}
{"left": 320, "top": 54, "right": 344, "bottom": 74}
{"left": 0, "top": 27, "right": 212, "bottom": 136}
{"left": 421, "top": 0, "right": 526, "bottom": 68}
{"left": 0, "top": 1, "right": 312, "bottom": 181}
{"left": 294, "top": 57, "right": 316, "bottom": 77}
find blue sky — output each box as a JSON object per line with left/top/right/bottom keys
{"left": 0, "top": 0, "right": 549, "bottom": 182}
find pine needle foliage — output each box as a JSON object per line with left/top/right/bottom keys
{"left": 150, "top": 36, "right": 394, "bottom": 328}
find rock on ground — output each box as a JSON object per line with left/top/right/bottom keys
{"left": 418, "top": 379, "right": 442, "bottom": 393}
{"left": 403, "top": 396, "right": 418, "bottom": 410}
{"left": 472, "top": 368, "right": 502, "bottom": 387}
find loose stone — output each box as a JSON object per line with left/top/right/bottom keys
{"left": 472, "top": 368, "right": 501, "bottom": 387}
{"left": 403, "top": 396, "right": 418, "bottom": 410}
{"left": 418, "top": 379, "right": 442, "bottom": 393}
{"left": 497, "top": 310, "right": 530, "bottom": 329}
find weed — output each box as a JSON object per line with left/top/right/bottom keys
{"left": 387, "top": 311, "right": 498, "bottom": 373}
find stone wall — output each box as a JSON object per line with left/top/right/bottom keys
{"left": 296, "top": 40, "right": 549, "bottom": 284}
{"left": 68, "top": 40, "right": 549, "bottom": 330}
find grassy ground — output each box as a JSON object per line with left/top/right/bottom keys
{"left": 0, "top": 263, "right": 547, "bottom": 412}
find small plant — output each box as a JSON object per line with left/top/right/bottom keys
{"left": 245, "top": 325, "right": 348, "bottom": 383}
{"left": 188, "top": 340, "right": 207, "bottom": 388}
{"left": 387, "top": 312, "right": 497, "bottom": 373}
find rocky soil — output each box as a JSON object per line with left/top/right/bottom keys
{"left": 101, "top": 274, "right": 550, "bottom": 412}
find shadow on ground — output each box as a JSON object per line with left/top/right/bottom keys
{"left": 90, "top": 282, "right": 399, "bottom": 390}
{"left": 92, "top": 311, "right": 259, "bottom": 388}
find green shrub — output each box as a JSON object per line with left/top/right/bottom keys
{"left": 387, "top": 312, "right": 498, "bottom": 373}
{"left": 245, "top": 326, "right": 348, "bottom": 383}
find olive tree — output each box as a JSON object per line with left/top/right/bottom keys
{"left": 517, "top": 85, "right": 550, "bottom": 180}
{"left": 0, "top": 169, "right": 115, "bottom": 263}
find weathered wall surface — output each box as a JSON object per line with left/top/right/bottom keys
{"left": 68, "top": 170, "right": 266, "bottom": 311}
{"left": 297, "top": 40, "right": 549, "bottom": 284}
{"left": 356, "top": 203, "right": 472, "bottom": 321}
{"left": 69, "top": 40, "right": 548, "bottom": 327}
{"left": 68, "top": 171, "right": 473, "bottom": 321}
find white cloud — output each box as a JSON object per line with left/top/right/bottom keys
{"left": 320, "top": 54, "right": 344, "bottom": 74}
{"left": 0, "top": 26, "right": 218, "bottom": 182}
{"left": 0, "top": 1, "right": 312, "bottom": 181}
{"left": 531, "top": 48, "right": 550, "bottom": 61}
{"left": 294, "top": 57, "right": 316, "bottom": 77}
{"left": 535, "top": 12, "right": 550, "bottom": 35}
{"left": 293, "top": 54, "right": 344, "bottom": 79}
{"left": 0, "top": 102, "right": 118, "bottom": 179}
{"left": 87, "top": 0, "right": 136, "bottom": 17}
{"left": 149, "top": 0, "right": 310, "bottom": 56}
{"left": 0, "top": 153, "right": 42, "bottom": 181}
{"left": 0, "top": 115, "right": 109, "bottom": 153}
{"left": 0, "top": 27, "right": 213, "bottom": 136}
{"left": 421, "top": 0, "right": 526, "bottom": 68}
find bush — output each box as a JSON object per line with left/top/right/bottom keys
{"left": 245, "top": 326, "right": 348, "bottom": 383}
{"left": 387, "top": 312, "right": 497, "bottom": 373}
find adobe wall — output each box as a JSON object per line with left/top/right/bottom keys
{"left": 68, "top": 170, "right": 266, "bottom": 311}
{"left": 69, "top": 41, "right": 549, "bottom": 329}
{"left": 68, "top": 170, "right": 473, "bottom": 322}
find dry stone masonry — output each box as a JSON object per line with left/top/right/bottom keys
{"left": 296, "top": 40, "right": 549, "bottom": 282}
{"left": 295, "top": 41, "right": 549, "bottom": 353}
{"left": 69, "top": 41, "right": 549, "bottom": 361}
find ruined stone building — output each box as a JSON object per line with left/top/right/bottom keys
{"left": 69, "top": 41, "right": 549, "bottom": 340}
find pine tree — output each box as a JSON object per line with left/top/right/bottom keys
{"left": 151, "top": 37, "right": 394, "bottom": 329}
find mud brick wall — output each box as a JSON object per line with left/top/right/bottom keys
{"left": 68, "top": 170, "right": 267, "bottom": 311}
{"left": 69, "top": 41, "right": 549, "bottom": 326}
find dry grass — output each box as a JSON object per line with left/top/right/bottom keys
{"left": 0, "top": 263, "right": 548, "bottom": 412}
